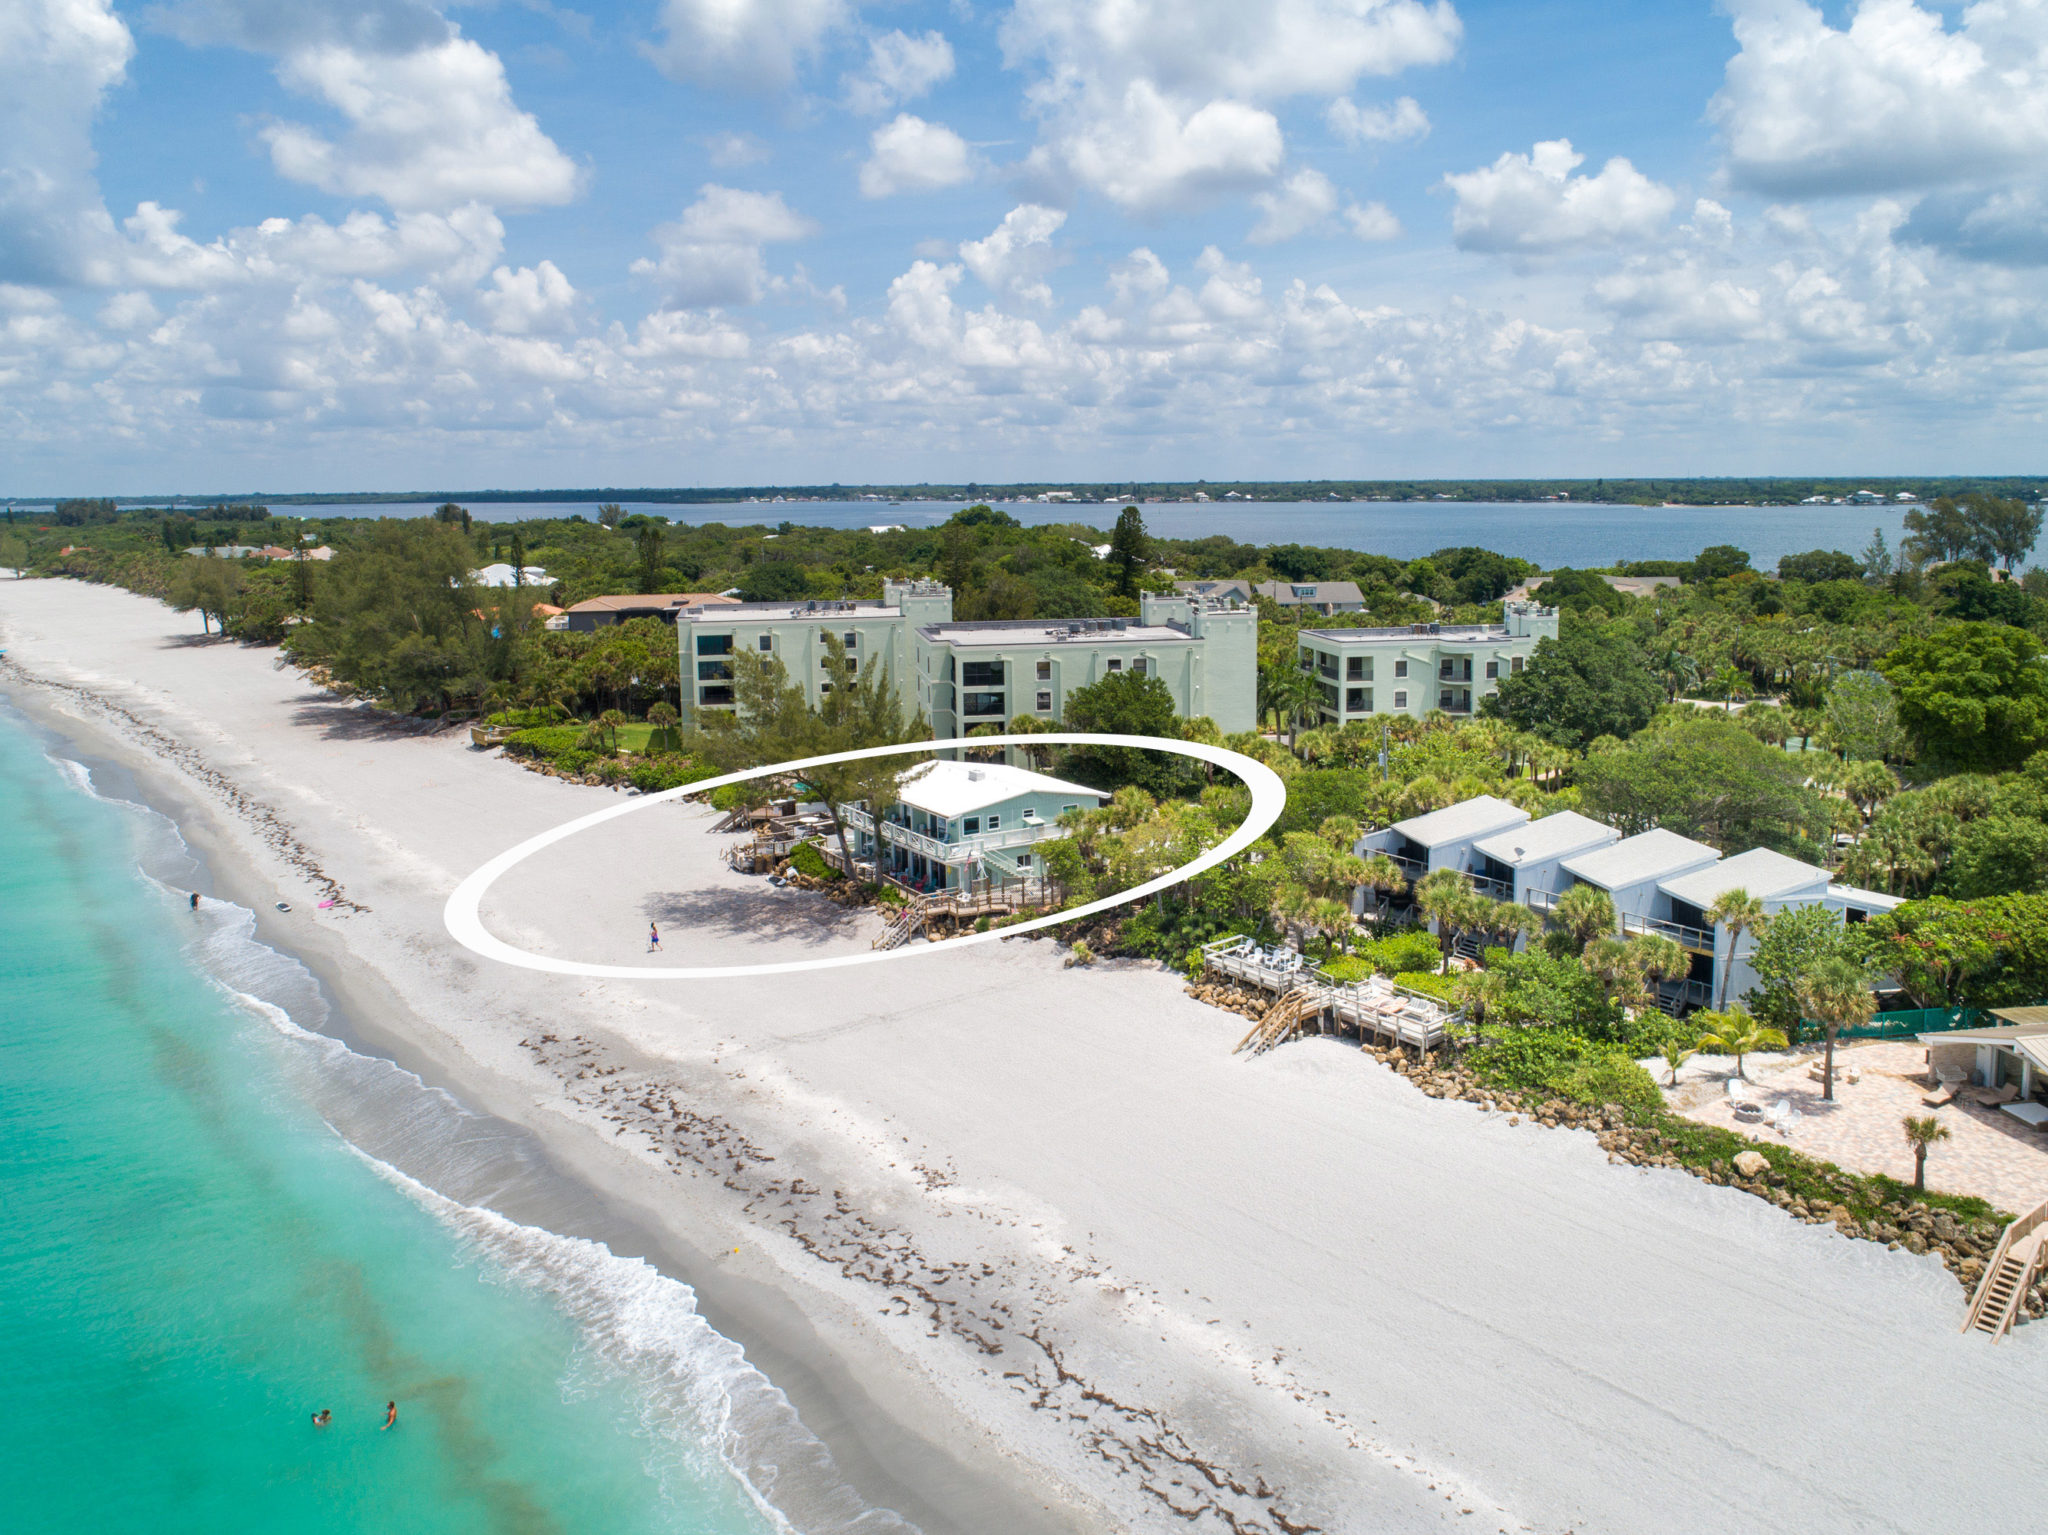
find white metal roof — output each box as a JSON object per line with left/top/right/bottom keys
{"left": 1390, "top": 795, "right": 1529, "bottom": 849}
{"left": 1561, "top": 828, "right": 1720, "bottom": 891}
{"left": 896, "top": 760, "right": 1108, "bottom": 818}
{"left": 1660, "top": 847, "right": 1830, "bottom": 908}
{"left": 1826, "top": 882, "right": 1904, "bottom": 912}
{"left": 1471, "top": 811, "right": 1618, "bottom": 868}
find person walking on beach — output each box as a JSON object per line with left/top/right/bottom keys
{"left": 382, "top": 1401, "right": 398, "bottom": 1432}
{"left": 311, "top": 1410, "right": 331, "bottom": 1429}
{"left": 190, "top": 891, "right": 200, "bottom": 911}
{"left": 648, "top": 923, "right": 661, "bottom": 953}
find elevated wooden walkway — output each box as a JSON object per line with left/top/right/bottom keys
{"left": 1964, "top": 1200, "right": 2048, "bottom": 1341}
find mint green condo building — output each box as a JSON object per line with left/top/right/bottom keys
{"left": 678, "top": 580, "right": 1259, "bottom": 739}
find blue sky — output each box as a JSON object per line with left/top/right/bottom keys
{"left": 4, "top": 0, "right": 2046, "bottom": 493}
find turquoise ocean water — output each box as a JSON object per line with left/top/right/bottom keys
{"left": 0, "top": 710, "right": 907, "bottom": 1535}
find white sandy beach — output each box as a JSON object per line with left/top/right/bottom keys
{"left": 5, "top": 575, "right": 2046, "bottom": 1535}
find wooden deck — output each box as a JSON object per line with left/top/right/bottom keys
{"left": 1201, "top": 936, "right": 1460, "bottom": 1055}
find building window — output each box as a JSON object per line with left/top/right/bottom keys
{"left": 1485, "top": 660, "right": 1499, "bottom": 679}
{"left": 1132, "top": 658, "right": 1148, "bottom": 675}
{"left": 1440, "top": 658, "right": 1454, "bottom": 678}
{"left": 757, "top": 635, "right": 773, "bottom": 652}
{"left": 819, "top": 682, "right": 833, "bottom": 694}
{"left": 1393, "top": 690, "right": 1407, "bottom": 709}
{"left": 1394, "top": 659, "right": 1407, "bottom": 678}
{"left": 1035, "top": 660, "right": 1052, "bottom": 681}
{"left": 1347, "top": 687, "right": 1371, "bottom": 712}
{"left": 1299, "top": 647, "right": 1313, "bottom": 671}
{"left": 697, "top": 660, "right": 731, "bottom": 681}
{"left": 1106, "top": 658, "right": 1123, "bottom": 672}
{"left": 961, "top": 660, "right": 1004, "bottom": 688}
{"left": 963, "top": 817, "right": 980, "bottom": 834}
{"left": 1036, "top": 690, "right": 1052, "bottom": 711}
{"left": 699, "top": 685, "right": 734, "bottom": 706}
{"left": 696, "top": 634, "right": 733, "bottom": 656}
{"left": 1317, "top": 682, "right": 1339, "bottom": 712}
{"left": 1346, "top": 656, "right": 1369, "bottom": 681}
{"left": 1016, "top": 852, "right": 1031, "bottom": 868}
{"left": 1510, "top": 656, "right": 1524, "bottom": 674}
{"left": 1061, "top": 803, "right": 1077, "bottom": 815}
{"left": 987, "top": 814, "right": 1000, "bottom": 830}
{"left": 821, "top": 656, "right": 836, "bottom": 670}
{"left": 962, "top": 690, "right": 1005, "bottom": 716}
{"left": 844, "top": 632, "right": 857, "bottom": 647}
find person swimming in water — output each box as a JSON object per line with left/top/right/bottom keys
{"left": 382, "top": 1401, "right": 398, "bottom": 1431}
{"left": 311, "top": 1409, "right": 331, "bottom": 1428}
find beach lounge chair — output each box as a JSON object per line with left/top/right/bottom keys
{"left": 1968, "top": 1083, "right": 2020, "bottom": 1107}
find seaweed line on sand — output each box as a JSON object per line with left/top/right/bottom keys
{"left": 0, "top": 655, "right": 367, "bottom": 914}
{"left": 522, "top": 1030, "right": 1529, "bottom": 1535}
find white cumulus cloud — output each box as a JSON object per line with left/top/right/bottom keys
{"left": 1345, "top": 201, "right": 1401, "bottom": 240}
{"left": 632, "top": 184, "right": 817, "bottom": 307}
{"left": 0, "top": 0, "right": 135, "bottom": 285}
{"left": 1249, "top": 169, "right": 1340, "bottom": 244}
{"left": 1713, "top": 0, "right": 2048, "bottom": 197}
{"left": 860, "top": 115, "right": 976, "bottom": 198}
{"left": 479, "top": 260, "right": 578, "bottom": 334}
{"left": 261, "top": 35, "right": 581, "bottom": 211}
{"left": 959, "top": 204, "right": 1067, "bottom": 305}
{"left": 1445, "top": 138, "right": 1675, "bottom": 253}
{"left": 1326, "top": 94, "right": 1429, "bottom": 145}
{"left": 643, "top": 0, "right": 849, "bottom": 92}
{"left": 845, "top": 28, "right": 955, "bottom": 114}
{"left": 1001, "top": 0, "right": 1460, "bottom": 213}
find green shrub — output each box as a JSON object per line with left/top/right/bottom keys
{"left": 503, "top": 725, "right": 585, "bottom": 760}
{"left": 1469, "top": 1027, "right": 1661, "bottom": 1119}
{"left": 869, "top": 882, "right": 908, "bottom": 906}
{"left": 488, "top": 705, "right": 570, "bottom": 728}
{"left": 1392, "top": 969, "right": 1461, "bottom": 1003}
{"left": 627, "top": 757, "right": 720, "bottom": 794}
{"left": 707, "top": 784, "right": 752, "bottom": 812}
{"left": 1319, "top": 954, "right": 1373, "bottom": 984}
{"left": 554, "top": 749, "right": 596, "bottom": 775}
{"left": 787, "top": 841, "right": 837, "bottom": 881}
{"left": 1356, "top": 930, "right": 1441, "bottom": 976}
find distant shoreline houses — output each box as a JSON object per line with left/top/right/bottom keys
{"left": 1361, "top": 793, "right": 1901, "bottom": 1014}
{"left": 671, "top": 579, "right": 1260, "bottom": 738}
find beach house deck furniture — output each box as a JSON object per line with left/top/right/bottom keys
{"left": 1293, "top": 601, "right": 1558, "bottom": 725}
{"left": 675, "top": 581, "right": 1259, "bottom": 739}
{"left": 1918, "top": 1009, "right": 2048, "bottom": 1103}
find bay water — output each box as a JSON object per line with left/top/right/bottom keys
{"left": 0, "top": 710, "right": 908, "bottom": 1535}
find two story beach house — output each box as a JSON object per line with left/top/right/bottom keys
{"left": 1294, "top": 600, "right": 1559, "bottom": 724}
{"left": 1358, "top": 792, "right": 1903, "bottom": 1011}
{"left": 676, "top": 580, "right": 1258, "bottom": 738}
{"left": 840, "top": 760, "right": 1110, "bottom": 893}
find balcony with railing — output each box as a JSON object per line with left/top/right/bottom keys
{"left": 1523, "top": 886, "right": 1561, "bottom": 913}
{"left": 1469, "top": 872, "right": 1513, "bottom": 901}
{"left": 843, "top": 803, "right": 1065, "bottom": 866}
{"left": 1622, "top": 910, "right": 1716, "bottom": 952}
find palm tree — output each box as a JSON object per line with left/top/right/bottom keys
{"left": 1660, "top": 1036, "right": 1698, "bottom": 1088}
{"left": 1414, "top": 868, "right": 1472, "bottom": 973}
{"left": 597, "top": 707, "right": 627, "bottom": 751}
{"left": 1626, "top": 933, "right": 1691, "bottom": 1010}
{"left": 1551, "top": 883, "right": 1617, "bottom": 951}
{"left": 1705, "top": 888, "right": 1771, "bottom": 1010}
{"left": 1799, "top": 956, "right": 1876, "bottom": 1101}
{"left": 1691, "top": 1007, "right": 1789, "bottom": 1081}
{"left": 1903, "top": 1114, "right": 1951, "bottom": 1191}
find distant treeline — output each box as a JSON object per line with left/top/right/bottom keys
{"left": 16, "top": 477, "right": 2048, "bottom": 510}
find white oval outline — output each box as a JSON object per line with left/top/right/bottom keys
{"left": 443, "top": 733, "right": 1287, "bottom": 979}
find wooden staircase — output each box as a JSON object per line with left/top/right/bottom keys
{"left": 873, "top": 901, "right": 926, "bottom": 951}
{"left": 1963, "top": 1200, "right": 2048, "bottom": 1341}
{"left": 1234, "top": 982, "right": 1324, "bottom": 1056}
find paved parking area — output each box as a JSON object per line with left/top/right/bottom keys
{"left": 1676, "top": 1040, "right": 2048, "bottom": 1214}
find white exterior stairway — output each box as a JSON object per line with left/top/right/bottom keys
{"left": 1963, "top": 1200, "right": 2048, "bottom": 1340}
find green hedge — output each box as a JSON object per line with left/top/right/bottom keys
{"left": 1356, "top": 930, "right": 1442, "bottom": 976}
{"left": 1469, "top": 1028, "right": 1663, "bottom": 1119}
{"left": 503, "top": 725, "right": 585, "bottom": 760}
{"left": 1392, "top": 969, "right": 1461, "bottom": 1004}
{"left": 788, "top": 841, "right": 837, "bottom": 880}
{"left": 627, "top": 757, "right": 720, "bottom": 793}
